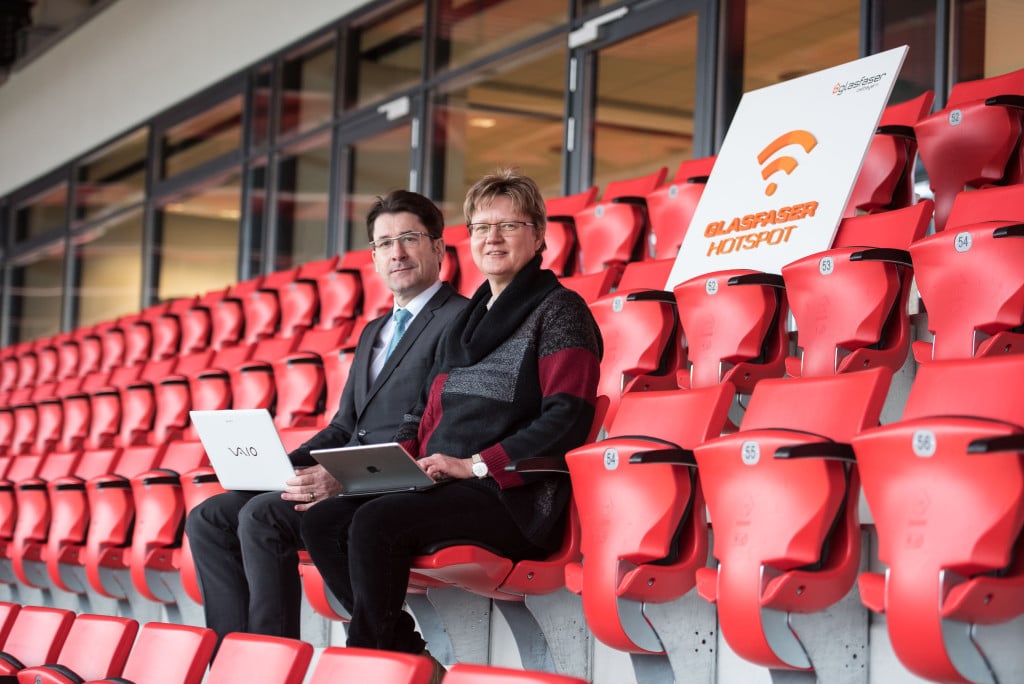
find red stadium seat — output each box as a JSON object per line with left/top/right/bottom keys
{"left": 204, "top": 633, "right": 313, "bottom": 684}
{"left": 16, "top": 614, "right": 138, "bottom": 684}
{"left": 558, "top": 270, "right": 617, "bottom": 304}
{"left": 0, "top": 605, "right": 75, "bottom": 676}
{"left": 443, "top": 663, "right": 588, "bottom": 684}
{"left": 674, "top": 269, "right": 788, "bottom": 393}
{"left": 307, "top": 646, "right": 435, "bottom": 684}
{"left": 782, "top": 200, "right": 933, "bottom": 376}
{"left": 644, "top": 156, "right": 716, "bottom": 260}
{"left": 844, "top": 91, "right": 934, "bottom": 217}
{"left": 564, "top": 385, "right": 733, "bottom": 653}
{"left": 573, "top": 168, "right": 667, "bottom": 276}
{"left": 315, "top": 251, "right": 369, "bottom": 339}
{"left": 86, "top": 621, "right": 216, "bottom": 684}
{"left": 544, "top": 187, "right": 598, "bottom": 277}
{"left": 915, "top": 66, "right": 1024, "bottom": 231}
{"left": 853, "top": 355, "right": 1024, "bottom": 684}
{"left": 910, "top": 185, "right": 1024, "bottom": 361}
{"left": 694, "top": 367, "right": 891, "bottom": 671}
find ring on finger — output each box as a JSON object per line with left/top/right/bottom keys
{"left": 308, "top": 492, "right": 314, "bottom": 502}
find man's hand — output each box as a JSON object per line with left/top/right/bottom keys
{"left": 283, "top": 465, "right": 343, "bottom": 511}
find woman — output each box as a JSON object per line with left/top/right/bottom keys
{"left": 301, "top": 169, "right": 602, "bottom": 676}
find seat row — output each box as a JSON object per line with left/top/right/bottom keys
{"left": 0, "top": 601, "right": 585, "bottom": 684}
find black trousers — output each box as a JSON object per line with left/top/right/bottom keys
{"left": 300, "top": 479, "right": 546, "bottom": 654}
{"left": 184, "top": 491, "right": 305, "bottom": 644}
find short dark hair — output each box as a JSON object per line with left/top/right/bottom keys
{"left": 366, "top": 190, "right": 445, "bottom": 243}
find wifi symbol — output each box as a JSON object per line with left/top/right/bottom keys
{"left": 757, "top": 130, "right": 818, "bottom": 196}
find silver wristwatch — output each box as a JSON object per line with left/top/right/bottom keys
{"left": 471, "top": 453, "right": 489, "bottom": 478}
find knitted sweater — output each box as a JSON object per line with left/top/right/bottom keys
{"left": 396, "top": 256, "right": 602, "bottom": 551}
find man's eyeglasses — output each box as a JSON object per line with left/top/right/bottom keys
{"left": 370, "top": 231, "right": 435, "bottom": 251}
{"left": 467, "top": 221, "right": 536, "bottom": 238}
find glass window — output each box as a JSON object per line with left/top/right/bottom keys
{"left": 434, "top": 43, "right": 566, "bottom": 217}
{"left": 156, "top": 173, "right": 242, "bottom": 301}
{"left": 280, "top": 39, "right": 336, "bottom": 139}
{"left": 274, "top": 137, "right": 331, "bottom": 269}
{"left": 9, "top": 245, "right": 65, "bottom": 342}
{"left": 75, "top": 127, "right": 149, "bottom": 223}
{"left": 592, "top": 15, "right": 699, "bottom": 189}
{"left": 349, "top": 3, "right": 425, "bottom": 110}
{"left": 72, "top": 210, "right": 143, "bottom": 327}
{"left": 343, "top": 123, "right": 414, "bottom": 250}
{"left": 435, "top": 0, "right": 567, "bottom": 74}
{"left": 15, "top": 183, "right": 68, "bottom": 243}
{"left": 161, "top": 95, "right": 244, "bottom": 179}
{"left": 744, "top": 0, "right": 860, "bottom": 93}
{"left": 953, "top": 0, "right": 1024, "bottom": 82}
{"left": 876, "top": 0, "right": 936, "bottom": 104}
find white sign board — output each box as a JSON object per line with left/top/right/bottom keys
{"left": 666, "top": 46, "right": 908, "bottom": 289}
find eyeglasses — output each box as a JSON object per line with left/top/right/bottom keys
{"left": 467, "top": 221, "right": 535, "bottom": 238}
{"left": 370, "top": 231, "right": 435, "bottom": 251}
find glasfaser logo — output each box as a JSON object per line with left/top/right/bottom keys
{"left": 833, "top": 72, "right": 887, "bottom": 95}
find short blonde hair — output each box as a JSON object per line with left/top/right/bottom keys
{"left": 463, "top": 168, "right": 547, "bottom": 232}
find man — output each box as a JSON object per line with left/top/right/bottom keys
{"left": 185, "top": 189, "right": 467, "bottom": 646}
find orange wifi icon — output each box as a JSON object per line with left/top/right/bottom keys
{"left": 756, "top": 130, "right": 818, "bottom": 196}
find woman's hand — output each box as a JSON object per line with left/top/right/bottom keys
{"left": 417, "top": 453, "right": 475, "bottom": 481}
{"left": 283, "top": 465, "right": 343, "bottom": 511}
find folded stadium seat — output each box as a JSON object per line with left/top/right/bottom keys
{"left": 915, "top": 66, "right": 1024, "bottom": 232}
{"left": 693, "top": 366, "right": 892, "bottom": 672}
{"left": 149, "top": 297, "right": 200, "bottom": 363}
{"left": 351, "top": 259, "right": 397, "bottom": 341}
{"left": 314, "top": 250, "right": 370, "bottom": 342}
{"left": 15, "top": 613, "right": 138, "bottom": 684}
{"left": 30, "top": 338, "right": 59, "bottom": 401}
{"left": 226, "top": 334, "right": 305, "bottom": 418}
{"left": 318, "top": 345, "right": 355, "bottom": 429}
{"left": 564, "top": 385, "right": 733, "bottom": 656}
{"left": 271, "top": 326, "right": 350, "bottom": 429}
{"left": 852, "top": 355, "right": 1024, "bottom": 684}
{"left": 0, "top": 453, "right": 47, "bottom": 579}
{"left": 438, "top": 227, "right": 462, "bottom": 290}
{"left": 278, "top": 256, "right": 339, "bottom": 338}
{"left": 211, "top": 277, "right": 265, "bottom": 351}
{"left": 13, "top": 342, "right": 39, "bottom": 395}
{"left": 643, "top": 156, "right": 716, "bottom": 260}
{"left": 614, "top": 257, "right": 676, "bottom": 292}
{"left": 782, "top": 200, "right": 933, "bottom": 377}
{"left": 910, "top": 184, "right": 1024, "bottom": 361}
{"left": 558, "top": 270, "right": 617, "bottom": 304}
{"left": 544, "top": 186, "right": 598, "bottom": 277}
{"left": 0, "top": 410, "right": 12, "bottom": 458}
{"left": 445, "top": 225, "right": 484, "bottom": 298}
{"left": 0, "top": 345, "right": 19, "bottom": 396}
{"left": 843, "top": 91, "right": 934, "bottom": 218}
{"left": 0, "top": 605, "right": 75, "bottom": 676}
{"left": 179, "top": 288, "right": 230, "bottom": 356}
{"left": 673, "top": 269, "right": 788, "bottom": 394}
{"left": 588, "top": 287, "right": 680, "bottom": 427}
{"left": 150, "top": 349, "right": 217, "bottom": 445}
{"left": 443, "top": 663, "right": 589, "bottom": 684}
{"left": 306, "top": 646, "right": 435, "bottom": 684}
{"left": 573, "top": 168, "right": 667, "bottom": 279}
{"left": 80, "top": 621, "right": 216, "bottom": 684}
{"left": 240, "top": 267, "right": 300, "bottom": 345}
{"left": 204, "top": 633, "right": 313, "bottom": 684}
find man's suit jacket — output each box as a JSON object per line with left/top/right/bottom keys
{"left": 289, "top": 282, "right": 467, "bottom": 466}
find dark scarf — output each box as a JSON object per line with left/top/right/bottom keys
{"left": 443, "top": 255, "right": 559, "bottom": 369}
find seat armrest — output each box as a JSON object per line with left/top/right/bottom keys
{"left": 727, "top": 272, "right": 785, "bottom": 288}
{"left": 628, "top": 447, "right": 697, "bottom": 467}
{"left": 774, "top": 441, "right": 855, "bottom": 462}
{"left": 849, "top": 247, "right": 912, "bottom": 266}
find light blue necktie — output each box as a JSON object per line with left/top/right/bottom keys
{"left": 385, "top": 308, "right": 412, "bottom": 360}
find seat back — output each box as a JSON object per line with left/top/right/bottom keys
{"left": 674, "top": 269, "right": 788, "bottom": 392}
{"left": 116, "top": 622, "right": 217, "bottom": 684}
{"left": 915, "top": 66, "right": 1024, "bottom": 230}
{"left": 783, "top": 201, "right": 932, "bottom": 376}
{"left": 644, "top": 156, "right": 716, "bottom": 259}
{"left": 40, "top": 614, "right": 139, "bottom": 681}
{"left": 910, "top": 185, "right": 1024, "bottom": 360}
{"left": 307, "top": 646, "right": 434, "bottom": 684}
{"left": 0, "top": 606, "right": 75, "bottom": 673}
{"left": 544, "top": 187, "right": 597, "bottom": 276}
{"left": 565, "top": 384, "right": 733, "bottom": 653}
{"left": 853, "top": 355, "right": 1024, "bottom": 683}
{"left": 694, "top": 367, "right": 892, "bottom": 670}
{"left": 205, "top": 633, "right": 313, "bottom": 684}
{"left": 574, "top": 168, "right": 667, "bottom": 274}
{"left": 845, "top": 91, "right": 933, "bottom": 216}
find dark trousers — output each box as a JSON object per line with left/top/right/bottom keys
{"left": 300, "top": 479, "right": 545, "bottom": 654}
{"left": 185, "top": 491, "right": 305, "bottom": 644}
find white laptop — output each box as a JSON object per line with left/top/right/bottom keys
{"left": 311, "top": 443, "right": 439, "bottom": 497}
{"left": 190, "top": 408, "right": 297, "bottom": 491}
